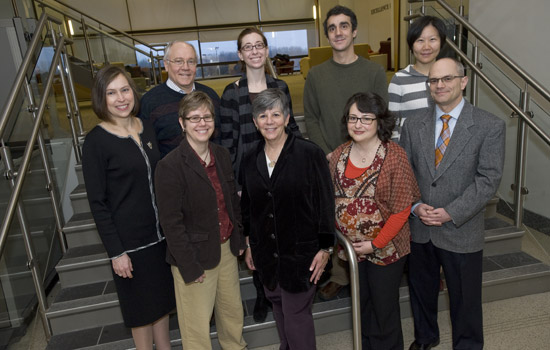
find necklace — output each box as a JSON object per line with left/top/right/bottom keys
{"left": 199, "top": 148, "right": 210, "bottom": 164}
{"left": 268, "top": 159, "right": 276, "bottom": 168}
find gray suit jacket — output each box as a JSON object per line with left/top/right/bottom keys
{"left": 400, "top": 99, "right": 505, "bottom": 253}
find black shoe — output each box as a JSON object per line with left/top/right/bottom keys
{"left": 409, "top": 339, "right": 440, "bottom": 350}
{"left": 253, "top": 297, "right": 269, "bottom": 322}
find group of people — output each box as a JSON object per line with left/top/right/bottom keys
{"left": 82, "top": 4, "right": 505, "bottom": 350}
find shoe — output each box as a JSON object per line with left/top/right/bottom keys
{"left": 318, "top": 282, "right": 344, "bottom": 300}
{"left": 253, "top": 296, "right": 269, "bottom": 322}
{"left": 409, "top": 339, "right": 440, "bottom": 350}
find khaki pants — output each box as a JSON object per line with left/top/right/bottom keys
{"left": 172, "top": 242, "right": 247, "bottom": 350}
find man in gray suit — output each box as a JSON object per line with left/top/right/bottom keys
{"left": 400, "top": 57, "right": 505, "bottom": 350}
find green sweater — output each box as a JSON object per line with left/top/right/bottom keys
{"left": 304, "top": 56, "right": 388, "bottom": 154}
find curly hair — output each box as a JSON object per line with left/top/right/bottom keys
{"left": 341, "top": 92, "right": 395, "bottom": 142}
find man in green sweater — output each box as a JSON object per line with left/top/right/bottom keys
{"left": 304, "top": 5, "right": 389, "bottom": 300}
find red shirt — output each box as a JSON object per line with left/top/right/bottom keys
{"left": 196, "top": 147, "right": 233, "bottom": 242}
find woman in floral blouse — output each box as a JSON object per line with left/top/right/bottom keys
{"left": 330, "top": 92, "right": 420, "bottom": 349}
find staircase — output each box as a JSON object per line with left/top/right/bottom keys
{"left": 44, "top": 162, "right": 550, "bottom": 349}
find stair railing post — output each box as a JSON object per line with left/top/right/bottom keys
{"left": 58, "top": 27, "right": 85, "bottom": 137}
{"left": 457, "top": 3, "right": 465, "bottom": 53}
{"left": 149, "top": 51, "right": 158, "bottom": 85}
{"left": 23, "top": 78, "right": 68, "bottom": 254}
{"left": 81, "top": 16, "right": 95, "bottom": 79}
{"left": 99, "top": 24, "right": 109, "bottom": 65}
{"left": 335, "top": 230, "right": 361, "bottom": 350}
{"left": 470, "top": 38, "right": 479, "bottom": 106}
{"left": 513, "top": 88, "right": 530, "bottom": 228}
{"left": 48, "top": 23, "right": 82, "bottom": 164}
{"left": 0, "top": 143, "right": 53, "bottom": 341}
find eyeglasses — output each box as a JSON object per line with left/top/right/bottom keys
{"left": 427, "top": 75, "right": 464, "bottom": 85}
{"left": 185, "top": 115, "right": 214, "bottom": 123}
{"left": 240, "top": 43, "right": 266, "bottom": 51}
{"left": 167, "top": 59, "right": 197, "bottom": 67}
{"left": 346, "top": 116, "right": 377, "bottom": 125}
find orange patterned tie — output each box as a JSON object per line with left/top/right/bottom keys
{"left": 435, "top": 114, "right": 452, "bottom": 168}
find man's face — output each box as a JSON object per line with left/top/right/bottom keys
{"left": 165, "top": 43, "right": 197, "bottom": 93}
{"left": 429, "top": 58, "right": 468, "bottom": 112}
{"left": 326, "top": 14, "right": 356, "bottom": 53}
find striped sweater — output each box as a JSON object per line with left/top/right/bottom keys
{"left": 388, "top": 65, "right": 432, "bottom": 139}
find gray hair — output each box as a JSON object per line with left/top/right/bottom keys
{"left": 163, "top": 40, "right": 198, "bottom": 62}
{"left": 252, "top": 88, "right": 290, "bottom": 119}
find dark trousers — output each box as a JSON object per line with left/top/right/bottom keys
{"left": 264, "top": 283, "right": 317, "bottom": 350}
{"left": 359, "top": 257, "right": 406, "bottom": 350}
{"left": 408, "top": 241, "right": 483, "bottom": 350}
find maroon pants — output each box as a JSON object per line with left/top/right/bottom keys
{"left": 264, "top": 283, "right": 317, "bottom": 350}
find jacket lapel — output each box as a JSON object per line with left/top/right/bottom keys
{"left": 419, "top": 107, "right": 437, "bottom": 179}
{"left": 434, "top": 100, "right": 474, "bottom": 180}
{"left": 179, "top": 138, "right": 213, "bottom": 188}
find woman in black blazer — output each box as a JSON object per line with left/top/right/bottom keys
{"left": 155, "top": 91, "right": 247, "bottom": 350}
{"left": 241, "top": 88, "right": 335, "bottom": 350}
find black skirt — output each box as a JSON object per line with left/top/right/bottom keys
{"left": 112, "top": 240, "right": 175, "bottom": 327}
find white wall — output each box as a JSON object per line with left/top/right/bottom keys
{"left": 469, "top": 0, "right": 550, "bottom": 219}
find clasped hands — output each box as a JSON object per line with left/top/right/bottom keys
{"left": 414, "top": 203, "right": 452, "bottom": 226}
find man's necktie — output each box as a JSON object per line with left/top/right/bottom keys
{"left": 435, "top": 114, "right": 452, "bottom": 168}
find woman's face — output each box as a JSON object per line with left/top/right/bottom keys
{"left": 179, "top": 105, "right": 215, "bottom": 146}
{"left": 346, "top": 103, "right": 379, "bottom": 144}
{"left": 253, "top": 106, "right": 289, "bottom": 143}
{"left": 238, "top": 33, "right": 268, "bottom": 70}
{"left": 106, "top": 74, "right": 135, "bottom": 120}
{"left": 412, "top": 24, "right": 441, "bottom": 66}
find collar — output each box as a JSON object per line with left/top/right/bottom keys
{"left": 435, "top": 97, "right": 465, "bottom": 121}
{"left": 166, "top": 78, "right": 195, "bottom": 94}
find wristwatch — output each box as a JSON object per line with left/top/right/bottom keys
{"left": 322, "top": 246, "right": 334, "bottom": 255}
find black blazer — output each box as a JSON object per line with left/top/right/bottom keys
{"left": 155, "top": 138, "right": 246, "bottom": 283}
{"left": 241, "top": 133, "right": 335, "bottom": 293}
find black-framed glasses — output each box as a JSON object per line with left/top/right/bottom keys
{"left": 427, "top": 75, "right": 464, "bottom": 85}
{"left": 240, "top": 43, "right": 266, "bottom": 51}
{"left": 185, "top": 115, "right": 214, "bottom": 123}
{"left": 166, "top": 58, "right": 197, "bottom": 67}
{"left": 346, "top": 116, "right": 376, "bottom": 125}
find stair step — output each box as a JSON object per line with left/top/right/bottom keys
{"left": 56, "top": 217, "right": 522, "bottom": 290}
{"left": 46, "top": 251, "right": 550, "bottom": 348}
{"left": 64, "top": 212, "right": 102, "bottom": 248}
{"left": 70, "top": 184, "right": 90, "bottom": 214}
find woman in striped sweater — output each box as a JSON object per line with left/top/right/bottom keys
{"left": 388, "top": 16, "right": 447, "bottom": 139}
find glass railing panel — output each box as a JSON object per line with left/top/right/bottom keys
{"left": 521, "top": 98, "right": 550, "bottom": 232}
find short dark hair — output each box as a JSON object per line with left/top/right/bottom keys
{"left": 178, "top": 90, "right": 215, "bottom": 120}
{"left": 341, "top": 92, "right": 395, "bottom": 142}
{"left": 252, "top": 88, "right": 290, "bottom": 119}
{"left": 406, "top": 16, "right": 447, "bottom": 51}
{"left": 323, "top": 5, "right": 358, "bottom": 37}
{"left": 91, "top": 65, "right": 140, "bottom": 122}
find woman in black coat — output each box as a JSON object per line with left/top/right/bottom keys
{"left": 241, "top": 88, "right": 335, "bottom": 350}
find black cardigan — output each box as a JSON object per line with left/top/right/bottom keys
{"left": 82, "top": 122, "right": 163, "bottom": 258}
{"left": 241, "top": 133, "right": 335, "bottom": 293}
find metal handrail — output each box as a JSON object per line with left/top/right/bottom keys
{"left": 335, "top": 230, "right": 361, "bottom": 350}
{"left": 35, "top": 0, "right": 160, "bottom": 51}
{"left": 34, "top": 0, "right": 164, "bottom": 81}
{"left": 445, "top": 39, "right": 550, "bottom": 146}
{"left": 435, "top": 0, "right": 550, "bottom": 103}
{"left": 0, "top": 11, "right": 79, "bottom": 341}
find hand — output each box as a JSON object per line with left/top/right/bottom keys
{"left": 309, "top": 250, "right": 329, "bottom": 284}
{"left": 352, "top": 241, "right": 374, "bottom": 255}
{"left": 245, "top": 247, "right": 256, "bottom": 270}
{"left": 195, "top": 273, "right": 206, "bottom": 283}
{"left": 419, "top": 207, "right": 452, "bottom": 226}
{"left": 326, "top": 151, "right": 333, "bottom": 162}
{"left": 112, "top": 253, "right": 133, "bottom": 279}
